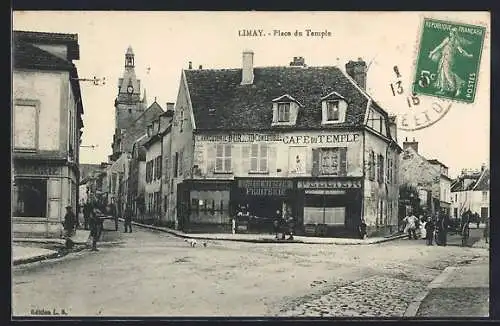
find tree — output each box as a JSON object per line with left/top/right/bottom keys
{"left": 399, "top": 183, "right": 422, "bottom": 216}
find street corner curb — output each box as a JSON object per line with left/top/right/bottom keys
{"left": 402, "top": 266, "right": 458, "bottom": 317}
{"left": 13, "top": 252, "right": 60, "bottom": 266}
{"left": 427, "top": 266, "right": 458, "bottom": 289}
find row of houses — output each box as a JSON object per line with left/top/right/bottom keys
{"left": 82, "top": 48, "right": 489, "bottom": 238}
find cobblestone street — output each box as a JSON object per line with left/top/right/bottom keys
{"left": 12, "top": 220, "right": 489, "bottom": 317}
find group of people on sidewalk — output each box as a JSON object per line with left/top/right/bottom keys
{"left": 402, "top": 211, "right": 489, "bottom": 246}
{"left": 62, "top": 202, "right": 135, "bottom": 252}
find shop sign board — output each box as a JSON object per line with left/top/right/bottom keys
{"left": 238, "top": 179, "right": 293, "bottom": 196}
{"left": 298, "top": 179, "right": 362, "bottom": 189}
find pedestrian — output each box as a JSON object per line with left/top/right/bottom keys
{"left": 461, "top": 214, "right": 470, "bottom": 247}
{"left": 484, "top": 218, "right": 489, "bottom": 243}
{"left": 285, "top": 210, "right": 295, "bottom": 240}
{"left": 109, "top": 202, "right": 118, "bottom": 231}
{"left": 358, "top": 219, "right": 367, "bottom": 240}
{"left": 62, "top": 205, "right": 76, "bottom": 249}
{"left": 273, "top": 209, "right": 281, "bottom": 240}
{"left": 403, "top": 213, "right": 417, "bottom": 239}
{"left": 89, "top": 207, "right": 99, "bottom": 251}
{"left": 124, "top": 205, "right": 133, "bottom": 233}
{"left": 83, "top": 202, "right": 92, "bottom": 230}
{"left": 425, "top": 216, "right": 435, "bottom": 245}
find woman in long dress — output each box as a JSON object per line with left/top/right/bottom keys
{"left": 428, "top": 28, "right": 474, "bottom": 96}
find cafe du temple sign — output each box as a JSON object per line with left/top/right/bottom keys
{"left": 297, "top": 179, "right": 362, "bottom": 190}
{"left": 195, "top": 132, "right": 360, "bottom": 145}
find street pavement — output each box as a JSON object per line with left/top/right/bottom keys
{"left": 12, "top": 220, "right": 489, "bottom": 317}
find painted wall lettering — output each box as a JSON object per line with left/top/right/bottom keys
{"left": 195, "top": 133, "right": 360, "bottom": 144}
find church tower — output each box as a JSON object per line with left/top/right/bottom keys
{"left": 114, "top": 46, "right": 147, "bottom": 131}
{"left": 110, "top": 46, "right": 147, "bottom": 161}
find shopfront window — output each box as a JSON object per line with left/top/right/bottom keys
{"left": 190, "top": 190, "right": 230, "bottom": 224}
{"left": 13, "top": 178, "right": 47, "bottom": 217}
{"left": 303, "top": 191, "right": 346, "bottom": 225}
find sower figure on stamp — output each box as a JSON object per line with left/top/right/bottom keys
{"left": 429, "top": 27, "right": 474, "bottom": 97}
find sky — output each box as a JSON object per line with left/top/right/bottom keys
{"left": 13, "top": 11, "right": 490, "bottom": 178}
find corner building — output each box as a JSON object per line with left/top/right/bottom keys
{"left": 169, "top": 52, "right": 401, "bottom": 237}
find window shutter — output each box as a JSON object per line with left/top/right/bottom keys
{"left": 312, "top": 148, "right": 320, "bottom": 177}
{"left": 339, "top": 147, "right": 347, "bottom": 176}
{"left": 242, "top": 145, "right": 250, "bottom": 173}
{"left": 207, "top": 143, "right": 216, "bottom": 174}
{"left": 268, "top": 145, "right": 277, "bottom": 173}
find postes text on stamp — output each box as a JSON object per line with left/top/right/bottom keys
{"left": 412, "top": 18, "right": 486, "bottom": 103}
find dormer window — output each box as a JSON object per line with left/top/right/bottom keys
{"left": 321, "top": 91, "right": 347, "bottom": 124}
{"left": 326, "top": 101, "right": 340, "bottom": 122}
{"left": 278, "top": 103, "right": 290, "bottom": 122}
{"left": 272, "top": 94, "right": 301, "bottom": 126}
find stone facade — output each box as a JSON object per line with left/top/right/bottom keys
{"left": 12, "top": 31, "right": 83, "bottom": 238}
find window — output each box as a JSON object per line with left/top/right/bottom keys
{"left": 174, "top": 153, "right": 179, "bottom": 178}
{"left": 326, "top": 101, "right": 340, "bottom": 121}
{"left": 14, "top": 103, "right": 38, "bottom": 150}
{"left": 277, "top": 103, "right": 290, "bottom": 122}
{"left": 215, "top": 144, "right": 232, "bottom": 172}
{"left": 482, "top": 191, "right": 488, "bottom": 202}
{"left": 319, "top": 148, "right": 347, "bottom": 176}
{"left": 368, "top": 150, "right": 375, "bottom": 181}
{"left": 377, "top": 154, "right": 385, "bottom": 183}
{"left": 178, "top": 151, "right": 183, "bottom": 176}
{"left": 250, "top": 144, "right": 268, "bottom": 172}
{"left": 387, "top": 158, "right": 393, "bottom": 183}
{"left": 13, "top": 178, "right": 47, "bottom": 217}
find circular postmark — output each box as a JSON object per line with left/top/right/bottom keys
{"left": 395, "top": 95, "right": 453, "bottom": 131}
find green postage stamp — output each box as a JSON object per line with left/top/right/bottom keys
{"left": 412, "top": 18, "right": 486, "bottom": 103}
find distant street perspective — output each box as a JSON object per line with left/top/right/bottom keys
{"left": 12, "top": 12, "right": 490, "bottom": 319}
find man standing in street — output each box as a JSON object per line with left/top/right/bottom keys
{"left": 83, "top": 202, "right": 91, "bottom": 230}
{"left": 62, "top": 205, "right": 76, "bottom": 248}
{"left": 425, "top": 216, "right": 435, "bottom": 245}
{"left": 89, "top": 204, "right": 100, "bottom": 251}
{"left": 109, "top": 201, "right": 118, "bottom": 231}
{"left": 124, "top": 205, "right": 133, "bottom": 233}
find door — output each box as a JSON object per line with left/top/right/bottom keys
{"left": 481, "top": 207, "right": 489, "bottom": 219}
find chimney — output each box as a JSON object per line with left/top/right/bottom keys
{"left": 403, "top": 137, "right": 418, "bottom": 153}
{"left": 188, "top": 61, "right": 192, "bottom": 69}
{"left": 289, "top": 56, "right": 306, "bottom": 67}
{"left": 165, "top": 102, "right": 175, "bottom": 118}
{"left": 388, "top": 115, "right": 397, "bottom": 142}
{"left": 481, "top": 163, "right": 486, "bottom": 172}
{"left": 241, "top": 50, "right": 254, "bottom": 85}
{"left": 199, "top": 65, "right": 203, "bottom": 69}
{"left": 345, "top": 58, "right": 367, "bottom": 90}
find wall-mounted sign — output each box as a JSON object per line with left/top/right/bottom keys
{"left": 238, "top": 179, "right": 293, "bottom": 196}
{"left": 196, "top": 133, "right": 360, "bottom": 145}
{"left": 298, "top": 179, "right": 362, "bottom": 189}
{"left": 14, "top": 164, "right": 60, "bottom": 176}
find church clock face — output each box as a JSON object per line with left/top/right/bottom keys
{"left": 127, "top": 85, "right": 134, "bottom": 94}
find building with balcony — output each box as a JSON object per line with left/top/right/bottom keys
{"left": 166, "top": 52, "right": 402, "bottom": 238}
{"left": 12, "top": 30, "right": 84, "bottom": 238}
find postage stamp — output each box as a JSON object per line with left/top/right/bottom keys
{"left": 412, "top": 18, "right": 486, "bottom": 103}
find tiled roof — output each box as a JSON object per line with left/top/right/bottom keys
{"left": 184, "top": 66, "right": 372, "bottom": 131}
{"left": 121, "top": 101, "right": 164, "bottom": 153}
{"left": 13, "top": 39, "right": 74, "bottom": 71}
{"left": 473, "top": 168, "right": 490, "bottom": 191}
{"left": 13, "top": 30, "right": 79, "bottom": 60}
